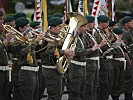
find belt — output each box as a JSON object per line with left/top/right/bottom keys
{"left": 113, "top": 58, "right": 125, "bottom": 61}
{"left": 113, "top": 58, "right": 126, "bottom": 70}
{"left": 86, "top": 56, "right": 99, "bottom": 60}
{"left": 0, "top": 66, "right": 9, "bottom": 71}
{"left": 71, "top": 60, "right": 86, "bottom": 66}
{"left": 106, "top": 55, "right": 113, "bottom": 59}
{"left": 21, "top": 66, "right": 39, "bottom": 72}
{"left": 36, "top": 59, "right": 41, "bottom": 63}
{"left": 12, "top": 58, "right": 18, "bottom": 60}
{"left": 42, "top": 65, "right": 56, "bottom": 69}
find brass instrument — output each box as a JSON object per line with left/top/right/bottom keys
{"left": 58, "top": 25, "right": 70, "bottom": 45}
{"left": 3, "top": 24, "right": 35, "bottom": 64}
{"left": 2, "top": 24, "right": 29, "bottom": 43}
{"left": 56, "top": 12, "right": 88, "bottom": 74}
{"left": 27, "top": 27, "right": 63, "bottom": 43}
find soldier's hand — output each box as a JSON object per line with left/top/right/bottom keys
{"left": 36, "top": 34, "right": 43, "bottom": 42}
{"left": 6, "top": 32, "right": 14, "bottom": 42}
{"left": 99, "top": 39, "right": 107, "bottom": 47}
{"left": 92, "top": 44, "right": 99, "bottom": 51}
{"left": 3, "top": 32, "right": 14, "bottom": 46}
{"left": 64, "top": 49, "right": 75, "bottom": 59}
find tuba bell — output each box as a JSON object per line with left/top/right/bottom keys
{"left": 56, "top": 12, "right": 88, "bottom": 74}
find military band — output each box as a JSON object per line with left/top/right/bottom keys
{"left": 0, "top": 8, "right": 133, "bottom": 100}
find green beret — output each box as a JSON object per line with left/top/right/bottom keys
{"left": 122, "top": 16, "right": 133, "bottom": 25}
{"left": 53, "top": 13, "right": 63, "bottom": 18}
{"left": 109, "top": 21, "right": 116, "bottom": 27}
{"left": 85, "top": 15, "right": 95, "bottom": 23}
{"left": 30, "top": 21, "right": 40, "bottom": 27}
{"left": 47, "top": 15, "right": 52, "bottom": 20}
{"left": 118, "top": 12, "right": 127, "bottom": 19}
{"left": 16, "top": 17, "right": 29, "bottom": 28}
{"left": 97, "top": 15, "right": 109, "bottom": 22}
{"left": 48, "top": 17, "right": 62, "bottom": 26}
{"left": 14, "top": 12, "right": 26, "bottom": 20}
{"left": 4, "top": 15, "right": 14, "bottom": 22}
{"left": 113, "top": 27, "right": 123, "bottom": 35}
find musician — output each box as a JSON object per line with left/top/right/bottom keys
{"left": 8, "top": 17, "right": 42, "bottom": 100}
{"left": 66, "top": 23, "right": 86, "bottom": 100}
{"left": 65, "top": 14, "right": 98, "bottom": 100}
{"left": 30, "top": 21, "right": 45, "bottom": 99}
{"left": 3, "top": 15, "right": 17, "bottom": 100}
{"left": 94, "top": 15, "right": 114, "bottom": 100}
{"left": 41, "top": 17, "right": 74, "bottom": 100}
{"left": 4, "top": 15, "right": 22, "bottom": 100}
{"left": 122, "top": 16, "right": 133, "bottom": 100}
{"left": 0, "top": 9, "right": 11, "bottom": 100}
{"left": 110, "top": 27, "right": 129, "bottom": 100}
{"left": 82, "top": 15, "right": 99, "bottom": 100}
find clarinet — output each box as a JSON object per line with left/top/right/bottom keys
{"left": 94, "top": 28, "right": 112, "bottom": 47}
{"left": 85, "top": 30, "right": 103, "bottom": 54}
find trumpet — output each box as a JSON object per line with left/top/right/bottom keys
{"left": 26, "top": 27, "right": 63, "bottom": 43}
{"left": 2, "top": 24, "right": 29, "bottom": 43}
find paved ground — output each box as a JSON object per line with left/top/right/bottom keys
{"left": 41, "top": 94, "right": 124, "bottom": 100}
{"left": 41, "top": 88, "right": 125, "bottom": 100}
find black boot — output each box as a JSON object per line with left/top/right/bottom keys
{"left": 125, "top": 93, "right": 133, "bottom": 100}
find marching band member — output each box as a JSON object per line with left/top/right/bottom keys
{"left": 41, "top": 17, "right": 74, "bottom": 100}
{"left": 110, "top": 27, "right": 129, "bottom": 100}
{"left": 122, "top": 16, "right": 133, "bottom": 100}
{"left": 66, "top": 14, "right": 99, "bottom": 100}
{"left": 8, "top": 17, "right": 42, "bottom": 100}
{"left": 94, "top": 15, "right": 114, "bottom": 100}
{"left": 83, "top": 15, "right": 99, "bottom": 100}
{"left": 30, "top": 21, "right": 45, "bottom": 99}
{"left": 0, "top": 10, "right": 12, "bottom": 100}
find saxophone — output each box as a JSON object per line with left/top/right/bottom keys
{"left": 56, "top": 12, "right": 88, "bottom": 74}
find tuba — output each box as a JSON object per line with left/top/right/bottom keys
{"left": 56, "top": 12, "right": 88, "bottom": 74}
